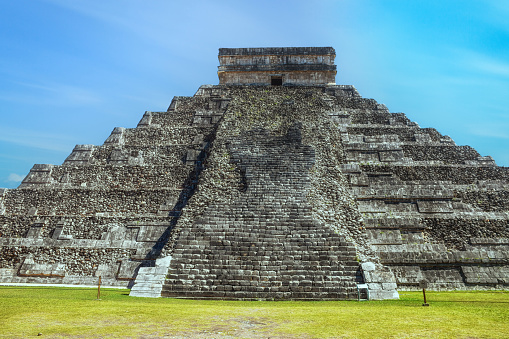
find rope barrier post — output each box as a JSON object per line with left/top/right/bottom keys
{"left": 419, "top": 279, "right": 429, "bottom": 306}
{"left": 97, "top": 276, "right": 102, "bottom": 300}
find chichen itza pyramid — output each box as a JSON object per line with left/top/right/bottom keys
{"left": 0, "top": 47, "right": 508, "bottom": 300}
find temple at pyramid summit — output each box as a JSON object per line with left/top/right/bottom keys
{"left": 0, "top": 47, "right": 508, "bottom": 300}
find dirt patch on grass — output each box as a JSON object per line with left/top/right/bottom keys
{"left": 132, "top": 316, "right": 312, "bottom": 339}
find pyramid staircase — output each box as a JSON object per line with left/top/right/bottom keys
{"left": 162, "top": 126, "right": 361, "bottom": 300}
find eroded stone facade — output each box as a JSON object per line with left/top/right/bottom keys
{"left": 0, "top": 48, "right": 508, "bottom": 299}
{"left": 218, "top": 47, "right": 336, "bottom": 86}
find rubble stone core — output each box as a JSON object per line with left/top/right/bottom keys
{"left": 1, "top": 47, "right": 508, "bottom": 299}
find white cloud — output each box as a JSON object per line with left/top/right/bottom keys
{"left": 7, "top": 173, "right": 24, "bottom": 183}
{"left": 40, "top": 0, "right": 183, "bottom": 50}
{"left": 40, "top": 0, "right": 284, "bottom": 57}
{"left": 474, "top": 59, "right": 509, "bottom": 78}
{"left": 0, "top": 126, "right": 74, "bottom": 152}
{"left": 41, "top": 0, "right": 127, "bottom": 26}
{"left": 467, "top": 122, "right": 509, "bottom": 140}
{"left": 1, "top": 81, "right": 103, "bottom": 106}
{"left": 454, "top": 49, "right": 509, "bottom": 79}
{"left": 484, "top": 0, "right": 509, "bottom": 32}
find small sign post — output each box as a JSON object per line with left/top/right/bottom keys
{"left": 419, "top": 279, "right": 429, "bottom": 306}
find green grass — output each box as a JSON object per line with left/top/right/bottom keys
{"left": 0, "top": 287, "right": 508, "bottom": 338}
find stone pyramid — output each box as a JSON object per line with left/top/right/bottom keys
{"left": 0, "top": 47, "right": 507, "bottom": 300}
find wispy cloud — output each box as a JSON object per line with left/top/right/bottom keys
{"left": 454, "top": 49, "right": 509, "bottom": 79}
{"left": 20, "top": 81, "right": 101, "bottom": 102}
{"left": 40, "top": 0, "right": 277, "bottom": 57}
{"left": 473, "top": 58, "right": 509, "bottom": 78}
{"left": 467, "top": 122, "right": 509, "bottom": 140}
{"left": 7, "top": 173, "right": 24, "bottom": 183}
{"left": 484, "top": 0, "right": 509, "bottom": 32}
{"left": 0, "top": 80, "right": 102, "bottom": 106}
{"left": 41, "top": 0, "right": 127, "bottom": 27}
{"left": 0, "top": 126, "right": 75, "bottom": 152}
{"left": 40, "top": 0, "right": 184, "bottom": 50}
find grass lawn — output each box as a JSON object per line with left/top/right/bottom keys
{"left": 0, "top": 287, "right": 508, "bottom": 338}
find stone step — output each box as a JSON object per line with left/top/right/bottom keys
{"left": 129, "top": 256, "right": 171, "bottom": 298}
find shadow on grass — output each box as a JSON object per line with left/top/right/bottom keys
{"left": 1, "top": 286, "right": 102, "bottom": 292}
{"left": 420, "top": 300, "right": 509, "bottom": 304}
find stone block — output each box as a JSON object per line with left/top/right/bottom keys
{"left": 361, "top": 262, "right": 376, "bottom": 272}
{"left": 417, "top": 200, "right": 454, "bottom": 213}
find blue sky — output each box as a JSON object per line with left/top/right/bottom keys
{"left": 1, "top": 0, "right": 509, "bottom": 188}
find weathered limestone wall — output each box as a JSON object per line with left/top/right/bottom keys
{"left": 218, "top": 71, "right": 336, "bottom": 86}
{"left": 333, "top": 93, "right": 509, "bottom": 290}
{"left": 218, "top": 47, "right": 337, "bottom": 85}
{"left": 219, "top": 53, "right": 335, "bottom": 66}
{"left": 1, "top": 79, "right": 507, "bottom": 297}
{"left": 0, "top": 89, "right": 232, "bottom": 288}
